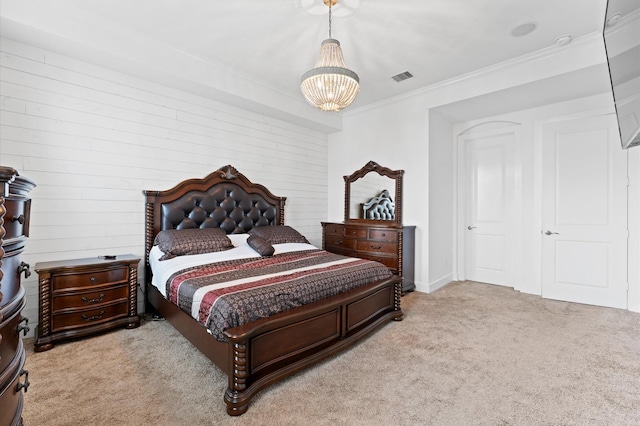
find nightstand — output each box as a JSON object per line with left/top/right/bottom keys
{"left": 34, "top": 255, "right": 140, "bottom": 352}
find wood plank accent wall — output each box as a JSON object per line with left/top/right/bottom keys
{"left": 0, "top": 38, "right": 329, "bottom": 337}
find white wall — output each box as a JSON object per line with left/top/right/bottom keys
{"left": 428, "top": 110, "right": 454, "bottom": 291}
{"left": 628, "top": 148, "right": 640, "bottom": 312}
{"left": 0, "top": 38, "right": 329, "bottom": 337}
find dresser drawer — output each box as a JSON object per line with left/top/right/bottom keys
{"left": 343, "top": 227, "right": 367, "bottom": 238}
{"left": 355, "top": 240, "right": 398, "bottom": 255}
{"left": 2, "top": 198, "right": 30, "bottom": 240}
{"left": 0, "top": 308, "right": 23, "bottom": 375}
{"left": 356, "top": 253, "right": 399, "bottom": 271}
{"left": 325, "top": 235, "right": 357, "bottom": 251}
{"left": 0, "top": 256, "right": 22, "bottom": 308}
{"left": 324, "top": 224, "right": 345, "bottom": 236}
{"left": 52, "top": 267, "right": 129, "bottom": 291}
{"left": 52, "top": 285, "right": 129, "bottom": 310}
{"left": 51, "top": 301, "right": 129, "bottom": 333}
{"left": 0, "top": 347, "right": 26, "bottom": 426}
{"left": 368, "top": 229, "right": 398, "bottom": 242}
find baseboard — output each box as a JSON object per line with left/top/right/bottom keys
{"left": 429, "top": 274, "right": 454, "bottom": 293}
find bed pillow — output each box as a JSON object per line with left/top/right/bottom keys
{"left": 154, "top": 228, "right": 233, "bottom": 260}
{"left": 227, "top": 233, "right": 250, "bottom": 247}
{"left": 247, "top": 234, "right": 275, "bottom": 256}
{"left": 248, "top": 225, "right": 309, "bottom": 245}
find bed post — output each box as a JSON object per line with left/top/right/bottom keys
{"left": 224, "top": 342, "right": 250, "bottom": 415}
{"left": 393, "top": 280, "right": 403, "bottom": 320}
{"left": 143, "top": 197, "right": 157, "bottom": 314}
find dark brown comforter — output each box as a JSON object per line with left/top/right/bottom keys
{"left": 165, "top": 249, "right": 392, "bottom": 341}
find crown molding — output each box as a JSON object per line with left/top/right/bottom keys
{"left": 347, "top": 31, "right": 606, "bottom": 116}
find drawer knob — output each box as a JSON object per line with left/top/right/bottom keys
{"left": 335, "top": 240, "right": 343, "bottom": 246}
{"left": 82, "top": 310, "right": 105, "bottom": 322}
{"left": 17, "top": 316, "right": 30, "bottom": 336}
{"left": 12, "top": 214, "right": 25, "bottom": 224}
{"left": 16, "top": 369, "right": 30, "bottom": 393}
{"left": 82, "top": 294, "right": 105, "bottom": 304}
{"left": 18, "top": 261, "right": 31, "bottom": 279}
{"left": 370, "top": 245, "right": 382, "bottom": 250}
{"left": 90, "top": 276, "right": 97, "bottom": 282}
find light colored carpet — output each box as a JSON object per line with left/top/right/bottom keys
{"left": 22, "top": 281, "right": 640, "bottom": 426}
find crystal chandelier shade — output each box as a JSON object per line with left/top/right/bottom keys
{"left": 300, "top": 1, "right": 359, "bottom": 112}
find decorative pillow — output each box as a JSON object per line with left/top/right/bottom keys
{"left": 247, "top": 234, "right": 275, "bottom": 257}
{"left": 154, "top": 228, "right": 233, "bottom": 260}
{"left": 248, "top": 225, "right": 309, "bottom": 245}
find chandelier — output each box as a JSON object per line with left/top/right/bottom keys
{"left": 300, "top": 0, "right": 360, "bottom": 112}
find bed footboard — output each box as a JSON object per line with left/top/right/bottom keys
{"left": 223, "top": 276, "right": 402, "bottom": 416}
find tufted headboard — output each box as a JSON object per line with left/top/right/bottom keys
{"left": 362, "top": 189, "right": 395, "bottom": 220}
{"left": 142, "top": 165, "right": 286, "bottom": 280}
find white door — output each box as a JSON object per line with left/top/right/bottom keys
{"left": 541, "top": 114, "right": 628, "bottom": 309}
{"left": 462, "top": 129, "right": 515, "bottom": 286}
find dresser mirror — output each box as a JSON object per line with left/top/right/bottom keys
{"left": 344, "top": 161, "right": 404, "bottom": 224}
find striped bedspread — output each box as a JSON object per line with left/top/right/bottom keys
{"left": 165, "top": 249, "right": 392, "bottom": 341}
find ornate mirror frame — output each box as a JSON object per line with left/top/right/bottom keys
{"left": 344, "top": 161, "right": 404, "bottom": 225}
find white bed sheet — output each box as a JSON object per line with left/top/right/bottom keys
{"left": 148, "top": 234, "right": 318, "bottom": 298}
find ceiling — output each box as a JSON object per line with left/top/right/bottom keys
{"left": 0, "top": 0, "right": 622, "bottom": 125}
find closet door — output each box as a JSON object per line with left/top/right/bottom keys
{"left": 541, "top": 114, "right": 628, "bottom": 308}
{"left": 461, "top": 129, "right": 516, "bottom": 287}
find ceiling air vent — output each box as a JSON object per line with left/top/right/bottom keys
{"left": 391, "top": 71, "right": 413, "bottom": 82}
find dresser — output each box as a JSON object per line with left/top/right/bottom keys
{"left": 0, "top": 167, "right": 35, "bottom": 426}
{"left": 34, "top": 255, "right": 140, "bottom": 352}
{"left": 322, "top": 221, "right": 415, "bottom": 293}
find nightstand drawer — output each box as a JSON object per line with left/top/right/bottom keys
{"left": 52, "top": 267, "right": 129, "bottom": 291}
{"left": 52, "top": 285, "right": 129, "bottom": 310}
{"left": 51, "top": 302, "right": 129, "bottom": 333}
{"left": 368, "top": 229, "right": 398, "bottom": 242}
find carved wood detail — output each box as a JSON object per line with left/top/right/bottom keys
{"left": 128, "top": 265, "right": 138, "bottom": 318}
{"left": 38, "top": 276, "right": 51, "bottom": 337}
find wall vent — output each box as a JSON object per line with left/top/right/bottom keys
{"left": 391, "top": 71, "right": 413, "bottom": 82}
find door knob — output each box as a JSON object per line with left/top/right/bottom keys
{"left": 544, "top": 230, "right": 559, "bottom": 235}
{"left": 467, "top": 226, "right": 476, "bottom": 230}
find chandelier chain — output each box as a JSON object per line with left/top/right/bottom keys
{"left": 328, "top": 2, "right": 332, "bottom": 38}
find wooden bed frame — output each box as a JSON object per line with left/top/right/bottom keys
{"left": 143, "top": 165, "right": 403, "bottom": 416}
